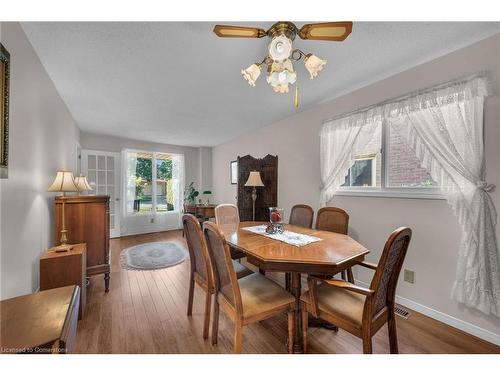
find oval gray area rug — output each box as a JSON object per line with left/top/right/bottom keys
{"left": 120, "top": 242, "right": 187, "bottom": 271}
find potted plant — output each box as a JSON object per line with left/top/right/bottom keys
{"left": 184, "top": 182, "right": 199, "bottom": 213}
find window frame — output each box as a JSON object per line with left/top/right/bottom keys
{"left": 336, "top": 120, "right": 446, "bottom": 200}
{"left": 124, "top": 149, "right": 181, "bottom": 215}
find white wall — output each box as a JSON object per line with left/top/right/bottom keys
{"left": 80, "top": 132, "right": 211, "bottom": 235}
{"left": 212, "top": 34, "right": 500, "bottom": 341}
{"left": 199, "top": 147, "right": 213, "bottom": 195}
{"left": 0, "top": 22, "right": 80, "bottom": 299}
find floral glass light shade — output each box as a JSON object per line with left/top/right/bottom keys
{"left": 241, "top": 64, "right": 261, "bottom": 86}
{"left": 268, "top": 35, "right": 292, "bottom": 62}
{"left": 74, "top": 174, "right": 93, "bottom": 195}
{"left": 266, "top": 60, "right": 297, "bottom": 94}
{"left": 304, "top": 54, "right": 327, "bottom": 79}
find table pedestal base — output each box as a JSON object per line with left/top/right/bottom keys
{"left": 291, "top": 272, "right": 304, "bottom": 354}
{"left": 308, "top": 316, "right": 339, "bottom": 331}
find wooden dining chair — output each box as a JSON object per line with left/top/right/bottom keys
{"left": 285, "top": 204, "right": 315, "bottom": 289}
{"left": 183, "top": 214, "right": 253, "bottom": 340}
{"left": 203, "top": 221, "right": 296, "bottom": 354}
{"left": 289, "top": 204, "right": 314, "bottom": 228}
{"left": 215, "top": 204, "right": 246, "bottom": 261}
{"left": 301, "top": 227, "right": 412, "bottom": 354}
{"left": 315, "top": 206, "right": 353, "bottom": 282}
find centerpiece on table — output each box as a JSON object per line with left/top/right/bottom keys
{"left": 266, "top": 207, "right": 285, "bottom": 234}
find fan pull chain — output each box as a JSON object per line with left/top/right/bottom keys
{"left": 294, "top": 84, "right": 299, "bottom": 108}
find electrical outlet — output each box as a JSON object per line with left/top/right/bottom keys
{"left": 404, "top": 269, "right": 415, "bottom": 284}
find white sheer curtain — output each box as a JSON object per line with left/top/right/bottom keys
{"left": 319, "top": 74, "right": 499, "bottom": 316}
{"left": 123, "top": 150, "right": 138, "bottom": 215}
{"left": 171, "top": 154, "right": 185, "bottom": 226}
{"left": 320, "top": 112, "right": 381, "bottom": 205}
{"left": 389, "top": 78, "right": 498, "bottom": 316}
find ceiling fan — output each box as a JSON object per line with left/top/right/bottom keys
{"left": 213, "top": 21, "right": 353, "bottom": 106}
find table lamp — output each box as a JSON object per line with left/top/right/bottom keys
{"left": 244, "top": 171, "right": 265, "bottom": 221}
{"left": 74, "top": 174, "right": 93, "bottom": 195}
{"left": 47, "top": 170, "right": 79, "bottom": 252}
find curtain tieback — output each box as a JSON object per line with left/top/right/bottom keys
{"left": 476, "top": 180, "right": 495, "bottom": 192}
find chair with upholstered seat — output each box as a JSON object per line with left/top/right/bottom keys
{"left": 203, "top": 221, "right": 295, "bottom": 354}
{"left": 315, "top": 206, "right": 353, "bottom": 282}
{"left": 183, "top": 214, "right": 253, "bottom": 340}
{"left": 301, "top": 227, "right": 412, "bottom": 354}
{"left": 215, "top": 204, "right": 246, "bottom": 260}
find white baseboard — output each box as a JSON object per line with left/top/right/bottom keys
{"left": 355, "top": 280, "right": 500, "bottom": 346}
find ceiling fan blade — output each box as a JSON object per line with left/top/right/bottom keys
{"left": 213, "top": 25, "right": 267, "bottom": 38}
{"left": 299, "top": 22, "right": 353, "bottom": 41}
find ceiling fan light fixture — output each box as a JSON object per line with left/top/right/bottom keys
{"left": 272, "top": 84, "right": 290, "bottom": 94}
{"left": 241, "top": 63, "right": 261, "bottom": 86}
{"left": 268, "top": 35, "right": 293, "bottom": 62}
{"left": 266, "top": 59, "right": 297, "bottom": 92}
{"left": 304, "top": 54, "right": 327, "bottom": 79}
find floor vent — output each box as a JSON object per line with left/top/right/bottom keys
{"left": 394, "top": 305, "right": 411, "bottom": 319}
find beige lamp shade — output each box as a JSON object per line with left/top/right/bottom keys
{"left": 244, "top": 171, "right": 264, "bottom": 187}
{"left": 74, "top": 175, "right": 93, "bottom": 192}
{"left": 47, "top": 170, "right": 79, "bottom": 193}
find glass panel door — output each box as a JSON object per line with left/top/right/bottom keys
{"left": 82, "top": 150, "right": 121, "bottom": 238}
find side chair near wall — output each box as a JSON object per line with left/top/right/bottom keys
{"left": 214, "top": 204, "right": 240, "bottom": 234}
{"left": 301, "top": 227, "right": 412, "bottom": 354}
{"left": 315, "top": 206, "right": 353, "bottom": 282}
{"left": 289, "top": 204, "right": 314, "bottom": 229}
{"left": 183, "top": 214, "right": 253, "bottom": 340}
{"left": 203, "top": 221, "right": 296, "bottom": 354}
{"left": 215, "top": 203, "right": 246, "bottom": 260}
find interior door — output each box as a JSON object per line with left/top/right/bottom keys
{"left": 81, "top": 150, "right": 121, "bottom": 238}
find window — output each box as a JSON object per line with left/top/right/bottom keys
{"left": 342, "top": 154, "right": 378, "bottom": 187}
{"left": 338, "top": 119, "right": 442, "bottom": 198}
{"left": 125, "top": 151, "right": 183, "bottom": 214}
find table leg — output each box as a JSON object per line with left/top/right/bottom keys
{"left": 290, "top": 272, "right": 303, "bottom": 354}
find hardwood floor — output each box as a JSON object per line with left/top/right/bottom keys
{"left": 74, "top": 230, "right": 500, "bottom": 354}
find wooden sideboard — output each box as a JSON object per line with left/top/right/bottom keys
{"left": 40, "top": 243, "right": 86, "bottom": 319}
{"left": 196, "top": 204, "right": 216, "bottom": 220}
{"left": 55, "top": 195, "right": 110, "bottom": 292}
{"left": 0, "top": 286, "right": 80, "bottom": 354}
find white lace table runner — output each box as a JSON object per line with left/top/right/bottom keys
{"left": 242, "top": 225, "right": 322, "bottom": 247}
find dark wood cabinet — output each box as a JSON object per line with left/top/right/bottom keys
{"left": 40, "top": 243, "right": 86, "bottom": 319}
{"left": 55, "top": 195, "right": 110, "bottom": 292}
{"left": 237, "top": 154, "right": 278, "bottom": 221}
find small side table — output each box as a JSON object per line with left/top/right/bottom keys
{"left": 40, "top": 243, "right": 86, "bottom": 319}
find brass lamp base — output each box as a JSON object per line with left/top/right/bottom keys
{"left": 49, "top": 244, "right": 73, "bottom": 253}
{"left": 49, "top": 229, "right": 73, "bottom": 252}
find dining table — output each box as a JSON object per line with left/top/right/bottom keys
{"left": 224, "top": 221, "right": 369, "bottom": 354}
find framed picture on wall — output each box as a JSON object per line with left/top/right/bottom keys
{"left": 230, "top": 160, "right": 237, "bottom": 184}
{"left": 0, "top": 43, "right": 10, "bottom": 179}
